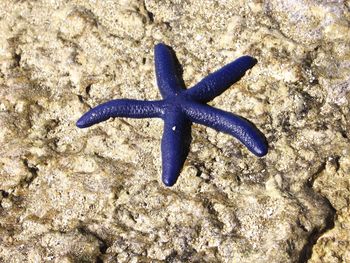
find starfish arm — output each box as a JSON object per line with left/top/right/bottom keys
{"left": 154, "top": 43, "right": 185, "bottom": 98}
{"left": 76, "top": 99, "right": 164, "bottom": 128}
{"left": 185, "top": 56, "right": 257, "bottom": 103}
{"left": 182, "top": 101, "right": 268, "bottom": 157}
{"left": 161, "top": 111, "right": 192, "bottom": 186}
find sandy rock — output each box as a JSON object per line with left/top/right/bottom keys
{"left": 0, "top": 0, "right": 349, "bottom": 262}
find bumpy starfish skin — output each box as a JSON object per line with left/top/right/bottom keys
{"left": 77, "top": 43, "right": 268, "bottom": 186}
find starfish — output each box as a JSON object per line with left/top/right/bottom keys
{"left": 76, "top": 43, "right": 268, "bottom": 186}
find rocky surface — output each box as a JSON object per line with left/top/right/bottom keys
{"left": 0, "top": 0, "right": 349, "bottom": 262}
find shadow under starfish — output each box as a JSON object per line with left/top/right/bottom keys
{"left": 77, "top": 43, "right": 268, "bottom": 187}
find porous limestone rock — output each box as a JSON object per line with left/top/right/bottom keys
{"left": 0, "top": 0, "right": 349, "bottom": 262}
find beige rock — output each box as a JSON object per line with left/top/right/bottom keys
{"left": 0, "top": 0, "right": 349, "bottom": 262}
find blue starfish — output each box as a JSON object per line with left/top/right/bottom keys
{"left": 77, "top": 43, "right": 268, "bottom": 186}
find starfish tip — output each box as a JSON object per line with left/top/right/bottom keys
{"left": 76, "top": 116, "right": 89, "bottom": 128}
{"left": 240, "top": 55, "right": 258, "bottom": 68}
{"left": 254, "top": 143, "right": 268, "bottom": 157}
{"left": 154, "top": 42, "right": 168, "bottom": 51}
{"left": 162, "top": 174, "right": 178, "bottom": 187}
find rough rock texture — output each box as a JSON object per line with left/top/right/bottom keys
{"left": 0, "top": 0, "right": 349, "bottom": 262}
